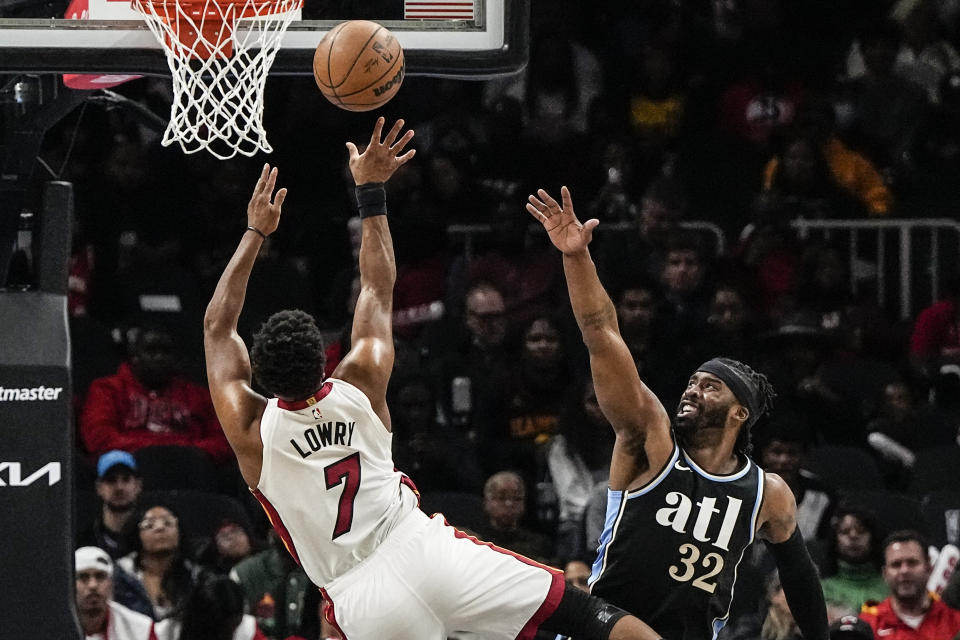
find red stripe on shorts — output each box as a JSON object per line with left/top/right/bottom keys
{"left": 320, "top": 587, "right": 349, "bottom": 640}
{"left": 251, "top": 488, "right": 302, "bottom": 566}
{"left": 516, "top": 571, "right": 564, "bottom": 640}
{"left": 444, "top": 518, "right": 565, "bottom": 639}
{"left": 396, "top": 471, "right": 421, "bottom": 506}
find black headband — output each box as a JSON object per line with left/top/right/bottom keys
{"left": 697, "top": 358, "right": 761, "bottom": 427}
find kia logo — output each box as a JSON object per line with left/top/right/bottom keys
{"left": 0, "top": 462, "right": 62, "bottom": 486}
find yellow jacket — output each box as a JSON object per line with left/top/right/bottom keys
{"left": 763, "top": 137, "right": 893, "bottom": 216}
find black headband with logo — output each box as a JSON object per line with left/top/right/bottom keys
{"left": 697, "top": 358, "right": 761, "bottom": 427}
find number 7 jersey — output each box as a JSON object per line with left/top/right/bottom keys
{"left": 253, "top": 378, "right": 419, "bottom": 588}
{"left": 588, "top": 442, "right": 765, "bottom": 640}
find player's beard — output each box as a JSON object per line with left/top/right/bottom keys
{"left": 675, "top": 402, "right": 729, "bottom": 448}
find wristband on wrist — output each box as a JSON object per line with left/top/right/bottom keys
{"left": 246, "top": 225, "right": 268, "bottom": 239}
{"left": 355, "top": 182, "right": 387, "bottom": 219}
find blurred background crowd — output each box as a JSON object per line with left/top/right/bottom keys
{"left": 5, "top": 0, "right": 960, "bottom": 638}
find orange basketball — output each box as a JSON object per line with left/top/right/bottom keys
{"left": 313, "top": 20, "right": 405, "bottom": 112}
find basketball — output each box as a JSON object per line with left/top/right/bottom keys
{"left": 313, "top": 20, "right": 405, "bottom": 112}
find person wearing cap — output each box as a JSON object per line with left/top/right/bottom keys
{"left": 79, "top": 450, "right": 143, "bottom": 560}
{"left": 529, "top": 186, "right": 829, "bottom": 640}
{"left": 859, "top": 531, "right": 960, "bottom": 640}
{"left": 75, "top": 546, "right": 156, "bottom": 640}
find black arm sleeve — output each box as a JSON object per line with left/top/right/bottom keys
{"left": 765, "top": 527, "right": 829, "bottom": 640}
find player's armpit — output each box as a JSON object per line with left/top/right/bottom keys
{"left": 589, "top": 335, "right": 673, "bottom": 490}
{"left": 330, "top": 337, "right": 393, "bottom": 430}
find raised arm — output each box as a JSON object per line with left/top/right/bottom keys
{"left": 526, "top": 187, "right": 673, "bottom": 490}
{"left": 203, "top": 164, "right": 286, "bottom": 487}
{"left": 758, "top": 473, "right": 829, "bottom": 640}
{"left": 331, "top": 117, "right": 415, "bottom": 429}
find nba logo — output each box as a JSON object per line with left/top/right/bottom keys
{"left": 312, "top": 408, "right": 322, "bottom": 420}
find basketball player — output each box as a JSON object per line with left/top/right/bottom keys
{"left": 202, "top": 118, "right": 666, "bottom": 640}
{"left": 526, "top": 186, "right": 829, "bottom": 640}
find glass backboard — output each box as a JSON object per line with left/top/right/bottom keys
{"left": 0, "top": 0, "right": 527, "bottom": 77}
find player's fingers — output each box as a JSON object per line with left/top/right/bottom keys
{"left": 345, "top": 141, "right": 359, "bottom": 162}
{"left": 525, "top": 203, "right": 549, "bottom": 223}
{"left": 527, "top": 194, "right": 547, "bottom": 211}
{"left": 274, "top": 188, "right": 288, "bottom": 210}
{"left": 370, "top": 116, "right": 385, "bottom": 146}
{"left": 561, "top": 186, "right": 575, "bottom": 213}
{"left": 255, "top": 163, "right": 269, "bottom": 192}
{"left": 537, "top": 188, "right": 561, "bottom": 212}
{"left": 583, "top": 218, "right": 600, "bottom": 241}
{"left": 264, "top": 166, "right": 278, "bottom": 194}
{"left": 396, "top": 149, "right": 417, "bottom": 165}
{"left": 384, "top": 118, "right": 405, "bottom": 147}
{"left": 391, "top": 129, "right": 415, "bottom": 154}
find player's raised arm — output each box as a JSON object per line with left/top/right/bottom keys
{"left": 203, "top": 164, "right": 286, "bottom": 486}
{"left": 758, "top": 473, "right": 829, "bottom": 640}
{"left": 332, "top": 117, "right": 415, "bottom": 428}
{"left": 526, "top": 187, "right": 673, "bottom": 490}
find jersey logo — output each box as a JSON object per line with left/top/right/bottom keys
{"left": 674, "top": 461, "right": 691, "bottom": 472}
{"left": 312, "top": 408, "right": 322, "bottom": 420}
{"left": 655, "top": 491, "right": 745, "bottom": 594}
{"left": 654, "top": 491, "right": 743, "bottom": 551}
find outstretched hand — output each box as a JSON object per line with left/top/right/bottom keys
{"left": 526, "top": 186, "right": 599, "bottom": 255}
{"left": 247, "top": 164, "right": 287, "bottom": 237}
{"left": 346, "top": 117, "right": 416, "bottom": 185}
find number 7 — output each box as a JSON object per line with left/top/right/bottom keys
{"left": 324, "top": 452, "right": 361, "bottom": 539}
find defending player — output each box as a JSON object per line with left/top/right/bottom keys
{"left": 526, "top": 186, "right": 829, "bottom": 640}
{"left": 203, "top": 118, "right": 666, "bottom": 640}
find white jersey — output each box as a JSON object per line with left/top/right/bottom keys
{"left": 254, "top": 378, "right": 418, "bottom": 587}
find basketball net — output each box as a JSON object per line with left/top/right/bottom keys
{"left": 132, "top": 0, "right": 302, "bottom": 159}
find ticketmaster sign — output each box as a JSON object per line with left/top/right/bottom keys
{"left": 0, "top": 385, "right": 64, "bottom": 401}
{"left": 0, "top": 292, "right": 78, "bottom": 637}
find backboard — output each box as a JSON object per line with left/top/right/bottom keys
{"left": 0, "top": 0, "right": 528, "bottom": 78}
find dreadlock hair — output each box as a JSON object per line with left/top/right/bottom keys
{"left": 250, "top": 309, "right": 326, "bottom": 400}
{"left": 724, "top": 358, "right": 777, "bottom": 457}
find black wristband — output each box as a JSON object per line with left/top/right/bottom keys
{"left": 355, "top": 182, "right": 387, "bottom": 219}
{"left": 246, "top": 225, "right": 267, "bottom": 240}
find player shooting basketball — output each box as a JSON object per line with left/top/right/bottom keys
{"left": 526, "top": 187, "right": 829, "bottom": 640}
{"left": 203, "top": 118, "right": 670, "bottom": 640}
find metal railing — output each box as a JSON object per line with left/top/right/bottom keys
{"left": 447, "top": 218, "right": 960, "bottom": 320}
{"left": 791, "top": 218, "right": 960, "bottom": 319}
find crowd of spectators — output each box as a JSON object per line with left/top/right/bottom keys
{"left": 8, "top": 0, "right": 960, "bottom": 637}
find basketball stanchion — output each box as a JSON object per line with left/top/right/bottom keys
{"left": 132, "top": 0, "right": 302, "bottom": 159}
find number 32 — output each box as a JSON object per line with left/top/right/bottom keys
{"left": 668, "top": 543, "right": 724, "bottom": 593}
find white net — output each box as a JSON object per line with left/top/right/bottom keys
{"left": 132, "top": 0, "right": 301, "bottom": 159}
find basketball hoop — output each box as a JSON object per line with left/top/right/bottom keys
{"left": 132, "top": 0, "right": 301, "bottom": 159}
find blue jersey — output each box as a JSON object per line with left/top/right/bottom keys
{"left": 589, "top": 442, "right": 765, "bottom": 640}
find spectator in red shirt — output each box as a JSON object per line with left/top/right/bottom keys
{"left": 859, "top": 530, "right": 960, "bottom": 640}
{"left": 910, "top": 274, "right": 960, "bottom": 381}
{"left": 80, "top": 327, "right": 230, "bottom": 462}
